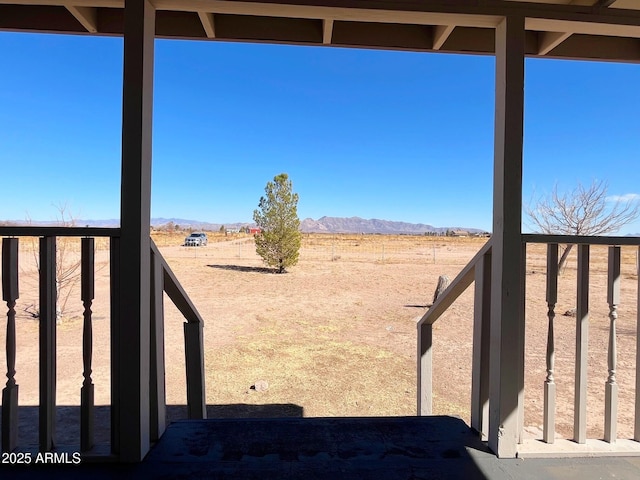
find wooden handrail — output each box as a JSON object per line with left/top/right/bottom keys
{"left": 418, "top": 239, "right": 492, "bottom": 327}
{"left": 0, "top": 226, "right": 120, "bottom": 237}
{"left": 524, "top": 233, "right": 640, "bottom": 246}
{"left": 418, "top": 239, "right": 492, "bottom": 419}
{"left": 149, "top": 239, "right": 206, "bottom": 420}
{"left": 150, "top": 240, "right": 204, "bottom": 326}
{"left": 419, "top": 233, "right": 640, "bottom": 453}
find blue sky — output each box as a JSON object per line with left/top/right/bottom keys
{"left": 1, "top": 33, "right": 638, "bottom": 233}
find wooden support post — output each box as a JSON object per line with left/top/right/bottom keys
{"left": 2, "top": 238, "right": 19, "bottom": 453}
{"left": 489, "top": 15, "right": 525, "bottom": 459}
{"left": 543, "top": 244, "right": 558, "bottom": 444}
{"left": 518, "top": 241, "right": 526, "bottom": 444}
{"left": 184, "top": 322, "right": 206, "bottom": 419}
{"left": 81, "top": 237, "right": 95, "bottom": 452}
{"left": 110, "top": 236, "right": 121, "bottom": 455}
{"left": 117, "top": 0, "right": 155, "bottom": 461}
{"left": 39, "top": 236, "right": 57, "bottom": 452}
{"left": 604, "top": 246, "right": 620, "bottom": 443}
{"left": 471, "top": 251, "right": 491, "bottom": 440}
{"left": 574, "top": 244, "right": 590, "bottom": 444}
{"left": 635, "top": 246, "right": 640, "bottom": 442}
{"left": 417, "top": 322, "right": 433, "bottom": 416}
{"left": 149, "top": 249, "right": 166, "bottom": 441}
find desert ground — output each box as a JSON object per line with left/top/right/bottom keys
{"left": 1, "top": 232, "right": 639, "bottom": 448}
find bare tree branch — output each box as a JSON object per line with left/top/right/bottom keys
{"left": 525, "top": 180, "right": 640, "bottom": 271}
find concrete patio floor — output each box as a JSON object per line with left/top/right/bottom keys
{"left": 2, "top": 416, "right": 640, "bottom": 479}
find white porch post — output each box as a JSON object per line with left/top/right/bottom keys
{"left": 115, "top": 0, "right": 155, "bottom": 462}
{"left": 489, "top": 15, "right": 525, "bottom": 458}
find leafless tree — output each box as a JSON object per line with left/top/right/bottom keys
{"left": 26, "top": 203, "right": 82, "bottom": 322}
{"left": 526, "top": 180, "right": 640, "bottom": 272}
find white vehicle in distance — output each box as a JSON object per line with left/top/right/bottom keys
{"left": 184, "top": 232, "right": 208, "bottom": 246}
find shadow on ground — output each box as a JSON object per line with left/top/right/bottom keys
{"left": 2, "top": 415, "right": 496, "bottom": 480}
{"left": 207, "top": 264, "right": 274, "bottom": 274}
{"left": 5, "top": 413, "right": 640, "bottom": 479}
{"left": 1, "top": 403, "right": 303, "bottom": 450}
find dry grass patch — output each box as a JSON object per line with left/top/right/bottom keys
{"left": 205, "top": 321, "right": 414, "bottom": 418}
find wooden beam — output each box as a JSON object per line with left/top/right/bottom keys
{"left": 197, "top": 11, "right": 215, "bottom": 37}
{"left": 432, "top": 24, "right": 454, "bottom": 50}
{"left": 1, "top": 0, "right": 119, "bottom": 6}
{"left": 151, "top": 0, "right": 640, "bottom": 33}
{"left": 526, "top": 18, "right": 640, "bottom": 38}
{"left": 548, "top": 33, "right": 640, "bottom": 62}
{"left": 65, "top": 5, "right": 98, "bottom": 32}
{"left": 322, "top": 18, "right": 333, "bottom": 44}
{"left": 153, "top": 0, "right": 503, "bottom": 28}
{"left": 489, "top": 14, "right": 525, "bottom": 459}
{"left": 4, "top": 0, "right": 640, "bottom": 34}
{"left": 2, "top": 1, "right": 640, "bottom": 63}
{"left": 117, "top": 0, "right": 155, "bottom": 462}
{"left": 538, "top": 31, "right": 572, "bottom": 55}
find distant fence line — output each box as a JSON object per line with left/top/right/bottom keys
{"left": 187, "top": 235, "right": 487, "bottom": 265}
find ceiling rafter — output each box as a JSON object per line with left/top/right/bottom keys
{"left": 322, "top": 18, "right": 333, "bottom": 44}
{"left": 1, "top": 1, "right": 640, "bottom": 62}
{"left": 538, "top": 31, "right": 572, "bottom": 54}
{"left": 197, "top": 11, "right": 215, "bottom": 38}
{"left": 150, "top": 0, "right": 640, "bottom": 31}
{"left": 594, "top": 0, "right": 617, "bottom": 7}
{"left": 65, "top": 5, "right": 97, "bottom": 32}
{"left": 432, "top": 25, "right": 455, "bottom": 50}
{"left": 537, "top": 0, "right": 585, "bottom": 55}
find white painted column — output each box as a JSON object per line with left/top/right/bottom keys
{"left": 489, "top": 15, "right": 526, "bottom": 459}
{"left": 115, "top": 0, "right": 155, "bottom": 462}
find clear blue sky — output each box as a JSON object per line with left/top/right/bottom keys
{"left": 1, "top": 32, "right": 639, "bottom": 233}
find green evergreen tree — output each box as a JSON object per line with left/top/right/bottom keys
{"left": 253, "top": 173, "right": 302, "bottom": 273}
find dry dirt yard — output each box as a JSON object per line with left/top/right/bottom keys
{"left": 3, "top": 233, "right": 639, "bottom": 448}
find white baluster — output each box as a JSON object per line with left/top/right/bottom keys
{"left": 544, "top": 243, "right": 558, "bottom": 443}
{"left": 605, "top": 246, "right": 620, "bottom": 443}
{"left": 2, "top": 238, "right": 19, "bottom": 452}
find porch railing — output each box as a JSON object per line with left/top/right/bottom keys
{"left": 0, "top": 227, "right": 206, "bottom": 456}
{"left": 523, "top": 234, "right": 640, "bottom": 448}
{"left": 417, "top": 238, "right": 493, "bottom": 439}
{"left": 417, "top": 234, "right": 640, "bottom": 454}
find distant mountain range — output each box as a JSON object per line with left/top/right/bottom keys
{"left": 299, "top": 216, "right": 484, "bottom": 235}
{"left": 6, "top": 216, "right": 640, "bottom": 237}
{"left": 5, "top": 216, "right": 640, "bottom": 236}
{"left": 2, "top": 216, "right": 485, "bottom": 235}
{"left": 147, "top": 216, "right": 485, "bottom": 235}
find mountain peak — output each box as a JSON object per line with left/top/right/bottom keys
{"left": 299, "top": 217, "right": 481, "bottom": 235}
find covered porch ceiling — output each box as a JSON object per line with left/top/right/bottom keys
{"left": 1, "top": 0, "right": 640, "bottom": 62}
